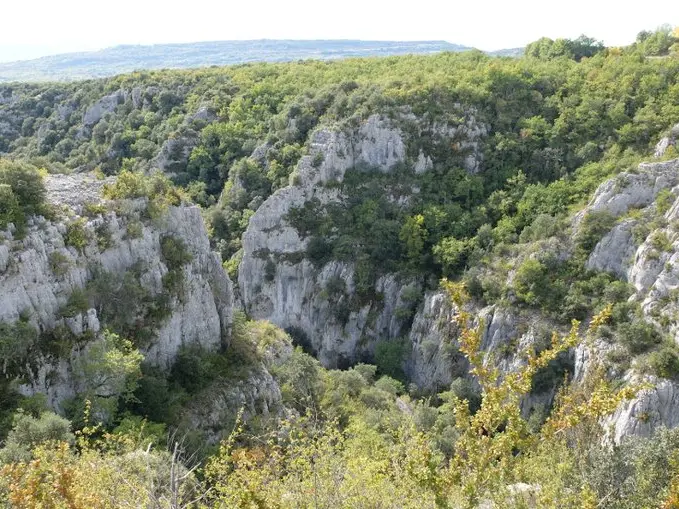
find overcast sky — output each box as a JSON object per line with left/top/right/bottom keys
{"left": 0, "top": 0, "right": 675, "bottom": 63}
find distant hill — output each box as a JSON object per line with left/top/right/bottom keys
{"left": 0, "top": 39, "right": 480, "bottom": 82}
{"left": 488, "top": 47, "right": 525, "bottom": 57}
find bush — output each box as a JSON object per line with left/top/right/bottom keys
{"left": 264, "top": 259, "right": 276, "bottom": 282}
{"left": 64, "top": 218, "right": 90, "bottom": 252}
{"left": 617, "top": 321, "right": 662, "bottom": 355}
{"left": 48, "top": 251, "right": 71, "bottom": 277}
{"left": 513, "top": 258, "right": 548, "bottom": 306}
{"left": 0, "top": 411, "right": 74, "bottom": 464}
{"left": 433, "top": 237, "right": 472, "bottom": 276}
{"left": 519, "top": 214, "right": 562, "bottom": 243}
{"left": 306, "top": 236, "right": 333, "bottom": 266}
{"left": 160, "top": 236, "right": 192, "bottom": 270}
{"left": 124, "top": 220, "right": 143, "bottom": 239}
{"left": 95, "top": 222, "right": 113, "bottom": 250}
{"left": 646, "top": 346, "right": 679, "bottom": 379}
{"left": 0, "top": 184, "right": 23, "bottom": 230}
{"left": 530, "top": 350, "right": 574, "bottom": 394}
{"left": 59, "top": 288, "right": 89, "bottom": 318}
{"left": 0, "top": 320, "right": 39, "bottom": 378}
{"left": 0, "top": 159, "right": 47, "bottom": 218}
{"left": 224, "top": 250, "right": 243, "bottom": 280}
{"left": 655, "top": 188, "right": 675, "bottom": 215}
{"left": 103, "top": 170, "right": 183, "bottom": 220}
{"left": 650, "top": 231, "right": 673, "bottom": 253}
{"left": 273, "top": 347, "right": 323, "bottom": 411}
{"left": 450, "top": 377, "right": 481, "bottom": 413}
{"left": 374, "top": 338, "right": 408, "bottom": 381}
{"left": 374, "top": 376, "right": 405, "bottom": 396}
{"left": 575, "top": 211, "right": 616, "bottom": 253}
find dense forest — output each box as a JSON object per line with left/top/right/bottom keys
{"left": 1, "top": 25, "right": 679, "bottom": 507}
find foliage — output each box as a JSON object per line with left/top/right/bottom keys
{"left": 103, "top": 170, "right": 183, "bottom": 219}
{"left": 0, "top": 159, "right": 46, "bottom": 230}
{"left": 0, "top": 411, "right": 74, "bottom": 464}
{"left": 0, "top": 319, "right": 40, "bottom": 378}
{"left": 0, "top": 159, "right": 46, "bottom": 217}
{"left": 71, "top": 331, "right": 143, "bottom": 421}
{"left": 0, "top": 29, "right": 679, "bottom": 507}
{"left": 64, "top": 218, "right": 91, "bottom": 252}
{"left": 440, "top": 279, "right": 638, "bottom": 506}
{"left": 575, "top": 211, "right": 616, "bottom": 254}
{"left": 525, "top": 35, "right": 605, "bottom": 61}
{"left": 617, "top": 321, "right": 662, "bottom": 355}
{"left": 373, "top": 338, "right": 408, "bottom": 381}
{"left": 48, "top": 250, "right": 71, "bottom": 276}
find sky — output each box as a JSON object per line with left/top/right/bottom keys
{"left": 0, "top": 0, "right": 675, "bottom": 63}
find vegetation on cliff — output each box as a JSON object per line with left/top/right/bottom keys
{"left": 0, "top": 26, "right": 679, "bottom": 507}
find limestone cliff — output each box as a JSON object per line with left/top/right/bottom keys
{"left": 239, "top": 113, "right": 486, "bottom": 367}
{"left": 403, "top": 155, "right": 679, "bottom": 441}
{"left": 0, "top": 173, "right": 233, "bottom": 409}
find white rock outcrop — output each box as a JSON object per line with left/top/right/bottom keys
{"left": 654, "top": 123, "right": 679, "bottom": 158}
{"left": 238, "top": 115, "right": 481, "bottom": 366}
{"left": 0, "top": 174, "right": 234, "bottom": 409}
{"left": 604, "top": 379, "right": 679, "bottom": 444}
{"left": 82, "top": 90, "right": 126, "bottom": 126}
{"left": 406, "top": 291, "right": 557, "bottom": 414}
{"left": 239, "top": 115, "right": 445, "bottom": 366}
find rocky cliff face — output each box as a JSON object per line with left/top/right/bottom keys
{"left": 0, "top": 173, "right": 233, "bottom": 409}
{"left": 239, "top": 113, "right": 486, "bottom": 367}
{"left": 404, "top": 155, "right": 679, "bottom": 440}
{"left": 575, "top": 157, "right": 679, "bottom": 441}
{"left": 406, "top": 291, "right": 557, "bottom": 413}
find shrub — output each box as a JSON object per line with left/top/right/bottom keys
{"left": 433, "top": 237, "right": 472, "bottom": 276}
{"left": 162, "top": 269, "right": 185, "bottom": 297}
{"left": 273, "top": 347, "right": 323, "bottom": 411}
{"left": 655, "top": 188, "right": 675, "bottom": 215}
{"left": 530, "top": 350, "right": 574, "bottom": 394}
{"left": 102, "top": 170, "right": 148, "bottom": 199}
{"left": 617, "top": 321, "right": 662, "bottom": 354}
{"left": 0, "top": 184, "right": 23, "bottom": 230}
{"left": 519, "top": 214, "right": 562, "bottom": 243}
{"left": 82, "top": 202, "right": 107, "bottom": 217}
{"left": 306, "top": 236, "right": 333, "bottom": 266}
{"left": 374, "top": 375, "right": 405, "bottom": 396}
{"left": 95, "top": 222, "right": 113, "bottom": 250}
{"left": 513, "top": 258, "right": 548, "bottom": 305}
{"left": 646, "top": 346, "right": 679, "bottom": 379}
{"left": 324, "top": 276, "right": 346, "bottom": 299}
{"left": 124, "top": 220, "right": 143, "bottom": 239}
{"left": 264, "top": 259, "right": 276, "bottom": 282}
{"left": 650, "top": 231, "right": 673, "bottom": 252}
{"left": 0, "top": 411, "right": 74, "bottom": 464}
{"left": 59, "top": 288, "right": 89, "bottom": 318}
{"left": 0, "top": 159, "right": 47, "bottom": 218}
{"left": 103, "top": 170, "right": 183, "bottom": 220}
{"left": 353, "top": 363, "right": 377, "bottom": 382}
{"left": 575, "top": 211, "right": 616, "bottom": 253}
{"left": 64, "top": 219, "right": 90, "bottom": 252}
{"left": 112, "top": 416, "right": 167, "bottom": 448}
{"left": 0, "top": 320, "right": 39, "bottom": 378}
{"left": 374, "top": 338, "right": 408, "bottom": 381}
{"left": 160, "top": 236, "right": 192, "bottom": 270}
{"left": 48, "top": 251, "right": 71, "bottom": 277}
{"left": 224, "top": 250, "right": 242, "bottom": 280}
{"left": 450, "top": 377, "right": 481, "bottom": 413}
{"left": 170, "top": 344, "right": 218, "bottom": 394}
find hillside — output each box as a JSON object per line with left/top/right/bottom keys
{"left": 1, "top": 26, "right": 679, "bottom": 507}
{"left": 0, "top": 39, "right": 471, "bottom": 82}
